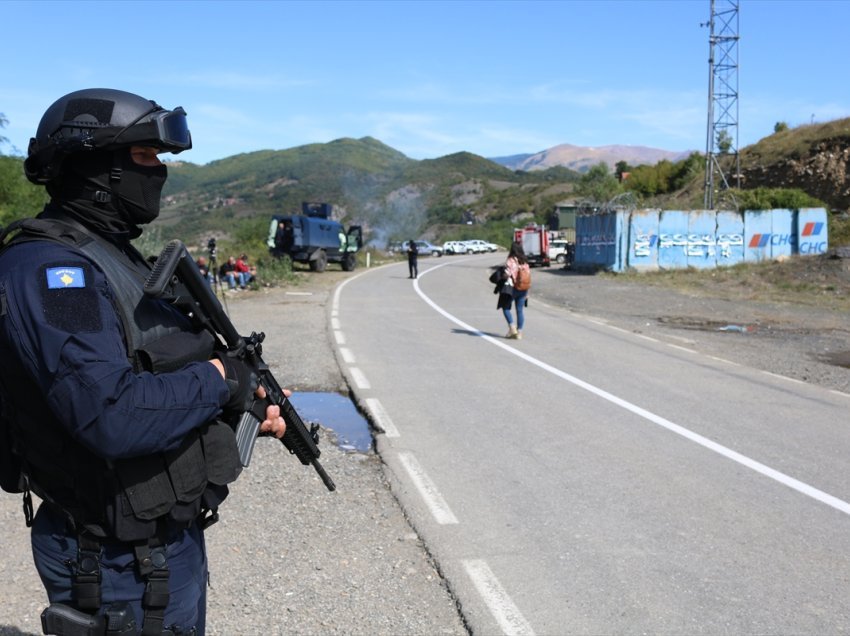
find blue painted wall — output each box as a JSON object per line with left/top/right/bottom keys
{"left": 575, "top": 208, "right": 828, "bottom": 272}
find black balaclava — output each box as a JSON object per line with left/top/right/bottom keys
{"left": 46, "top": 147, "right": 167, "bottom": 239}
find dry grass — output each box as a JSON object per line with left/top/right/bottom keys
{"left": 608, "top": 255, "right": 850, "bottom": 313}
{"left": 740, "top": 118, "right": 850, "bottom": 167}
{"left": 605, "top": 214, "right": 850, "bottom": 313}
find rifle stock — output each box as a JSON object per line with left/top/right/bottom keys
{"left": 144, "top": 239, "right": 336, "bottom": 491}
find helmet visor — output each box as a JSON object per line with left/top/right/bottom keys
{"left": 101, "top": 106, "right": 193, "bottom": 154}
{"left": 152, "top": 107, "right": 192, "bottom": 151}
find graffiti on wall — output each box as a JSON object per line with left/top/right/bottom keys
{"left": 633, "top": 233, "right": 745, "bottom": 258}
{"left": 576, "top": 207, "right": 828, "bottom": 272}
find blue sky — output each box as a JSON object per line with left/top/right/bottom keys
{"left": 2, "top": 0, "right": 848, "bottom": 165}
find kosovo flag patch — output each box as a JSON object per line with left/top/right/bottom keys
{"left": 40, "top": 263, "right": 101, "bottom": 332}
{"left": 46, "top": 267, "right": 86, "bottom": 289}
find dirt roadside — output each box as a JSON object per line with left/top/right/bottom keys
{"left": 529, "top": 259, "right": 850, "bottom": 394}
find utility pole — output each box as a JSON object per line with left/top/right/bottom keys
{"left": 703, "top": 0, "right": 740, "bottom": 209}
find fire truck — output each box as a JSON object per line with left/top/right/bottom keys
{"left": 513, "top": 223, "right": 550, "bottom": 267}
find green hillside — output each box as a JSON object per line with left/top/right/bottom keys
{"left": 4, "top": 119, "right": 850, "bottom": 259}
{"left": 156, "top": 136, "right": 581, "bottom": 249}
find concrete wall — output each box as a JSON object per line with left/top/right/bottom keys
{"left": 575, "top": 208, "right": 829, "bottom": 272}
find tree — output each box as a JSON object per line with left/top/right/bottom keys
{"left": 774, "top": 121, "right": 789, "bottom": 134}
{"left": 0, "top": 155, "right": 49, "bottom": 226}
{"left": 0, "top": 113, "right": 9, "bottom": 151}
{"left": 614, "top": 160, "right": 631, "bottom": 182}
{"left": 573, "top": 162, "right": 622, "bottom": 203}
{"left": 716, "top": 129, "right": 733, "bottom": 154}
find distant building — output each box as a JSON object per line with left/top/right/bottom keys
{"left": 550, "top": 200, "right": 579, "bottom": 231}
{"left": 549, "top": 200, "right": 579, "bottom": 242}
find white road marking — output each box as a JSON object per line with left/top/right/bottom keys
{"left": 334, "top": 330, "right": 346, "bottom": 345}
{"left": 365, "top": 398, "right": 400, "bottom": 437}
{"left": 413, "top": 263, "right": 850, "bottom": 517}
{"left": 667, "top": 344, "right": 698, "bottom": 354}
{"left": 339, "top": 347, "right": 355, "bottom": 364}
{"left": 762, "top": 370, "right": 805, "bottom": 384}
{"left": 349, "top": 367, "right": 371, "bottom": 389}
{"left": 634, "top": 333, "right": 659, "bottom": 343}
{"left": 397, "top": 452, "right": 458, "bottom": 524}
{"left": 462, "top": 559, "right": 535, "bottom": 636}
{"left": 331, "top": 317, "right": 341, "bottom": 330}
{"left": 708, "top": 355, "right": 740, "bottom": 366}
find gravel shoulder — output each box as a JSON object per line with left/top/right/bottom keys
{"left": 531, "top": 265, "right": 850, "bottom": 394}
{"left": 2, "top": 259, "right": 848, "bottom": 636}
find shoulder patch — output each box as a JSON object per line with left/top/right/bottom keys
{"left": 46, "top": 266, "right": 87, "bottom": 289}
{"left": 40, "top": 263, "right": 102, "bottom": 333}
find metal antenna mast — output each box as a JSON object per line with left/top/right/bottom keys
{"left": 703, "top": 0, "right": 740, "bottom": 209}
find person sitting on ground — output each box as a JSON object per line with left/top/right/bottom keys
{"left": 235, "top": 253, "right": 256, "bottom": 288}
{"left": 196, "top": 255, "right": 213, "bottom": 285}
{"left": 219, "top": 255, "right": 240, "bottom": 290}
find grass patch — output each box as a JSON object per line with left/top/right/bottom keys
{"left": 608, "top": 255, "right": 850, "bottom": 312}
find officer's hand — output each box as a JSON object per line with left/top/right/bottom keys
{"left": 211, "top": 352, "right": 258, "bottom": 417}
{"left": 260, "top": 403, "right": 286, "bottom": 439}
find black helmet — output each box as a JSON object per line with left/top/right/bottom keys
{"left": 25, "top": 88, "right": 192, "bottom": 185}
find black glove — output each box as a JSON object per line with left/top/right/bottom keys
{"left": 214, "top": 352, "right": 259, "bottom": 417}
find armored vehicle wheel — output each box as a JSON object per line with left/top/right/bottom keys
{"left": 310, "top": 249, "right": 328, "bottom": 272}
{"left": 342, "top": 253, "right": 357, "bottom": 272}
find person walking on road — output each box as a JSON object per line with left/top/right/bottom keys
{"left": 503, "top": 241, "right": 532, "bottom": 339}
{"left": 407, "top": 239, "right": 419, "bottom": 279}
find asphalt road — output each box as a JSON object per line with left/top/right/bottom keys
{"left": 3, "top": 253, "right": 849, "bottom": 635}
{"left": 338, "top": 254, "right": 850, "bottom": 635}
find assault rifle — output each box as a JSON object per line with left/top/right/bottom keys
{"left": 144, "top": 239, "right": 335, "bottom": 492}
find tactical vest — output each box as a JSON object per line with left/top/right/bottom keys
{"left": 0, "top": 213, "right": 242, "bottom": 541}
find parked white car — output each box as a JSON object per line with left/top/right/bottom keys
{"left": 462, "top": 239, "right": 498, "bottom": 253}
{"left": 401, "top": 240, "right": 443, "bottom": 257}
{"left": 548, "top": 239, "right": 572, "bottom": 264}
{"left": 442, "top": 240, "right": 468, "bottom": 255}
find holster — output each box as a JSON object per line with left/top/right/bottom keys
{"left": 40, "top": 602, "right": 136, "bottom": 636}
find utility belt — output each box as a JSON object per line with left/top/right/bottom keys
{"left": 40, "top": 509, "right": 218, "bottom": 636}
{"left": 41, "top": 605, "right": 197, "bottom": 636}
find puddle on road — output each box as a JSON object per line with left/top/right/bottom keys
{"left": 288, "top": 391, "right": 373, "bottom": 453}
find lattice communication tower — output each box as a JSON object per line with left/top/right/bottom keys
{"left": 703, "top": 0, "right": 740, "bottom": 209}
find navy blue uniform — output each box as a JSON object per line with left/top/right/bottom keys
{"left": 0, "top": 238, "right": 230, "bottom": 632}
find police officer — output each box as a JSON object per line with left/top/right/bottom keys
{"left": 406, "top": 239, "right": 418, "bottom": 279}
{"left": 0, "top": 88, "right": 285, "bottom": 634}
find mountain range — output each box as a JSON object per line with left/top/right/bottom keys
{"left": 149, "top": 116, "right": 849, "bottom": 251}
{"left": 490, "top": 143, "right": 694, "bottom": 172}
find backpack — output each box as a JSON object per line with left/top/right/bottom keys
{"left": 515, "top": 263, "right": 532, "bottom": 291}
